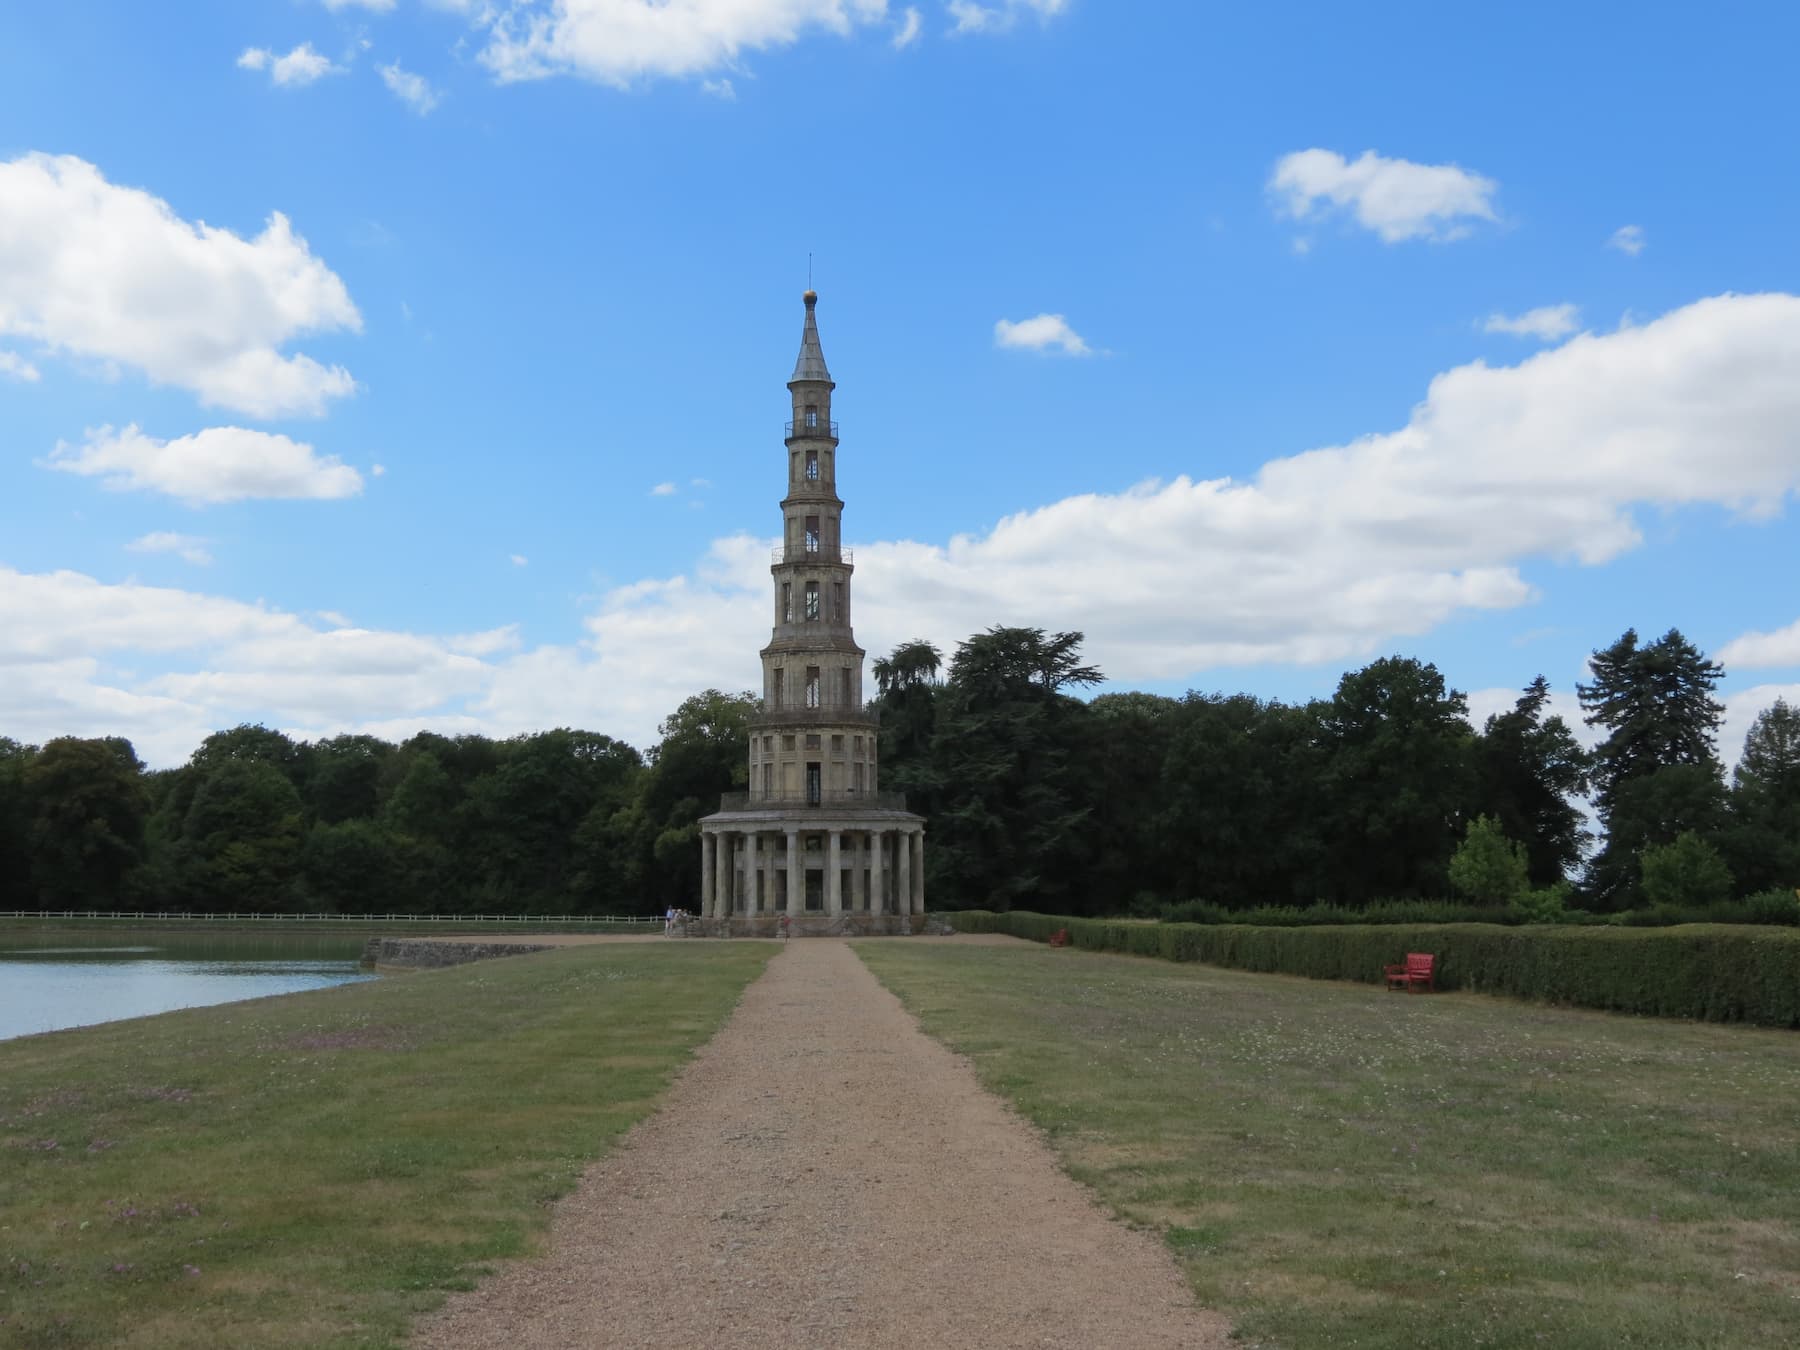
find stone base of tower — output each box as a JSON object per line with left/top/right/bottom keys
{"left": 697, "top": 805, "right": 927, "bottom": 932}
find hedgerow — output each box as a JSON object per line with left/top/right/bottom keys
{"left": 947, "top": 911, "right": 1800, "bottom": 1027}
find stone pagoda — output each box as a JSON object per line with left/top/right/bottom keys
{"left": 697, "top": 292, "right": 926, "bottom": 934}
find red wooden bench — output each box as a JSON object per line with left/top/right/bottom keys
{"left": 1384, "top": 952, "right": 1436, "bottom": 992}
{"left": 1048, "top": 928, "right": 1070, "bottom": 948}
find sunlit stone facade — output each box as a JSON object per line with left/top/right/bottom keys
{"left": 697, "top": 293, "right": 926, "bottom": 933}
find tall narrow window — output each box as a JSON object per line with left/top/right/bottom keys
{"left": 806, "top": 763, "right": 822, "bottom": 805}
{"left": 804, "top": 582, "right": 820, "bottom": 620}
{"left": 773, "top": 668, "right": 784, "bottom": 708}
{"left": 841, "top": 667, "right": 853, "bottom": 705}
{"left": 832, "top": 582, "right": 844, "bottom": 621}
{"left": 854, "top": 762, "right": 865, "bottom": 792}
{"left": 762, "top": 762, "right": 772, "bottom": 797}
{"left": 805, "top": 516, "right": 820, "bottom": 553}
{"left": 805, "top": 450, "right": 819, "bottom": 481}
{"left": 805, "top": 667, "right": 820, "bottom": 708}
{"left": 805, "top": 404, "right": 818, "bottom": 428}
{"left": 781, "top": 582, "right": 792, "bottom": 622}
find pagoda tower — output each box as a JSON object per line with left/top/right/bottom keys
{"left": 697, "top": 292, "right": 926, "bottom": 934}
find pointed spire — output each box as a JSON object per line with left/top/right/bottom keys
{"left": 790, "top": 290, "right": 833, "bottom": 384}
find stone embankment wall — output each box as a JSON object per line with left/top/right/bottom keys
{"left": 363, "top": 938, "right": 555, "bottom": 971}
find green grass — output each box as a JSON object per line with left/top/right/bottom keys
{"left": 856, "top": 940, "right": 1800, "bottom": 1349}
{"left": 0, "top": 942, "right": 773, "bottom": 1348}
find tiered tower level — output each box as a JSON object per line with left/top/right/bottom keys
{"left": 696, "top": 292, "right": 926, "bottom": 932}
{"left": 755, "top": 290, "right": 877, "bottom": 804}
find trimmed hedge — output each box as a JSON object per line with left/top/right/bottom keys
{"left": 949, "top": 911, "right": 1800, "bottom": 1028}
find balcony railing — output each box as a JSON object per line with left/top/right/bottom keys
{"left": 771, "top": 545, "right": 853, "bottom": 566}
{"left": 785, "top": 419, "right": 840, "bottom": 439}
{"left": 749, "top": 705, "right": 880, "bottom": 728}
{"left": 718, "top": 789, "right": 909, "bottom": 813}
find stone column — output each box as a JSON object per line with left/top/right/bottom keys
{"left": 757, "top": 833, "right": 772, "bottom": 916}
{"left": 912, "top": 831, "right": 926, "bottom": 915}
{"left": 827, "top": 830, "right": 842, "bottom": 915}
{"left": 786, "top": 829, "right": 803, "bottom": 916}
{"left": 706, "top": 832, "right": 722, "bottom": 916}
{"left": 854, "top": 832, "right": 869, "bottom": 912}
{"left": 896, "top": 830, "right": 910, "bottom": 924}
{"left": 700, "top": 832, "right": 715, "bottom": 916}
{"left": 870, "top": 830, "right": 885, "bottom": 916}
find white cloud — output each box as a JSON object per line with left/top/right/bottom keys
{"left": 323, "top": 0, "right": 397, "bottom": 11}
{"left": 651, "top": 481, "right": 679, "bottom": 496}
{"left": 1483, "top": 304, "right": 1580, "bottom": 341}
{"left": 238, "top": 43, "right": 340, "bottom": 87}
{"left": 1722, "top": 684, "right": 1800, "bottom": 768}
{"left": 948, "top": 0, "right": 1067, "bottom": 33}
{"left": 379, "top": 62, "right": 442, "bottom": 114}
{"left": 1720, "top": 618, "right": 1800, "bottom": 670}
{"left": 1609, "top": 224, "right": 1647, "bottom": 256}
{"left": 0, "top": 153, "right": 360, "bottom": 417}
{"left": 45, "top": 424, "right": 364, "bottom": 506}
{"left": 127, "top": 532, "right": 214, "bottom": 566}
{"left": 11, "top": 291, "right": 1800, "bottom": 771}
{"left": 994, "top": 313, "right": 1090, "bottom": 355}
{"left": 476, "top": 0, "right": 892, "bottom": 86}
{"left": 0, "top": 350, "right": 40, "bottom": 381}
{"left": 510, "top": 554, "right": 530, "bottom": 567}
{"left": 700, "top": 77, "right": 736, "bottom": 99}
{"left": 594, "top": 291, "right": 1800, "bottom": 696}
{"left": 894, "top": 6, "right": 922, "bottom": 45}
{"left": 1270, "top": 148, "right": 1499, "bottom": 243}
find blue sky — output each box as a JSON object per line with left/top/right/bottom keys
{"left": 3, "top": 0, "right": 1799, "bottom": 767}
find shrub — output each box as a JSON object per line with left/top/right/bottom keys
{"left": 1448, "top": 815, "right": 1530, "bottom": 906}
{"left": 951, "top": 910, "right": 1800, "bottom": 1027}
{"left": 1641, "top": 832, "right": 1734, "bottom": 908}
{"left": 1510, "top": 882, "right": 1575, "bottom": 925}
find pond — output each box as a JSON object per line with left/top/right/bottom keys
{"left": 0, "top": 930, "right": 378, "bottom": 1042}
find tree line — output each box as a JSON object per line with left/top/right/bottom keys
{"left": 2, "top": 625, "right": 1795, "bottom": 917}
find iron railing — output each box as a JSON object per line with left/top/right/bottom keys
{"left": 716, "top": 790, "right": 909, "bottom": 813}
{"left": 748, "top": 705, "right": 880, "bottom": 728}
{"left": 771, "top": 545, "right": 852, "bottom": 566}
{"left": 785, "top": 419, "right": 839, "bottom": 439}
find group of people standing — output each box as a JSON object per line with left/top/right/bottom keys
{"left": 662, "top": 906, "right": 691, "bottom": 935}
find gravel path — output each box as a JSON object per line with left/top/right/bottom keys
{"left": 412, "top": 938, "right": 1228, "bottom": 1349}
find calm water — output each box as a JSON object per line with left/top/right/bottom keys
{"left": 0, "top": 931, "right": 377, "bottom": 1041}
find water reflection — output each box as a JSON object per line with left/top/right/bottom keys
{"left": 0, "top": 931, "right": 377, "bottom": 1040}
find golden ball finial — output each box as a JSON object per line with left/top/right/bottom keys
{"left": 803, "top": 289, "right": 818, "bottom": 305}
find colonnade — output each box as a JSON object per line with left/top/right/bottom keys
{"left": 698, "top": 826, "right": 925, "bottom": 919}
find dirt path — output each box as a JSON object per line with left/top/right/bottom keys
{"left": 413, "top": 939, "right": 1228, "bottom": 1349}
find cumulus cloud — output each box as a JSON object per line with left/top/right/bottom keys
{"left": 1609, "top": 224, "right": 1647, "bottom": 256}
{"left": 651, "top": 481, "right": 679, "bottom": 496}
{"left": 948, "top": 0, "right": 1067, "bottom": 33}
{"left": 0, "top": 351, "right": 40, "bottom": 381}
{"left": 45, "top": 424, "right": 365, "bottom": 505}
{"left": 237, "top": 43, "right": 340, "bottom": 87}
{"left": 323, "top": 0, "right": 397, "bottom": 11}
{"left": 994, "top": 313, "right": 1090, "bottom": 355}
{"left": 893, "top": 6, "right": 922, "bottom": 46}
{"left": 1720, "top": 618, "right": 1800, "bottom": 670}
{"left": 1270, "top": 148, "right": 1499, "bottom": 243}
{"left": 379, "top": 62, "right": 442, "bottom": 113}
{"left": 1483, "top": 304, "right": 1580, "bottom": 341}
{"left": 510, "top": 554, "right": 530, "bottom": 567}
{"left": 0, "top": 153, "right": 360, "bottom": 417}
{"left": 11, "top": 291, "right": 1800, "bottom": 770}
{"left": 127, "top": 532, "right": 214, "bottom": 566}
{"left": 477, "top": 0, "right": 892, "bottom": 86}
{"left": 700, "top": 77, "right": 736, "bottom": 99}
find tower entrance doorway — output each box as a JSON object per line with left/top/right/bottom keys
{"left": 805, "top": 868, "right": 825, "bottom": 912}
